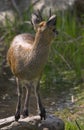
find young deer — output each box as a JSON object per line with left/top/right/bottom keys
{"left": 7, "top": 11, "right": 58, "bottom": 121}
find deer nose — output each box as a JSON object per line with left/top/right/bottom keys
{"left": 53, "top": 29, "right": 58, "bottom": 36}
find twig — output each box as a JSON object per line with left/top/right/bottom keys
{"left": 75, "top": 120, "right": 82, "bottom": 130}
{"left": 58, "top": 30, "right": 84, "bottom": 44}
{"left": 11, "top": 0, "right": 22, "bottom": 18}
{"left": 32, "top": 0, "right": 40, "bottom": 6}
{"left": 26, "top": 0, "right": 40, "bottom": 13}
{"left": 56, "top": 51, "right": 72, "bottom": 70}
{"left": 0, "top": 32, "right": 9, "bottom": 42}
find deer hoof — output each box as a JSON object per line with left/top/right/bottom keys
{"left": 15, "top": 111, "right": 20, "bottom": 121}
{"left": 40, "top": 107, "right": 46, "bottom": 120}
{"left": 22, "top": 109, "right": 29, "bottom": 118}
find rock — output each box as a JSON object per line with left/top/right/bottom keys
{"left": 0, "top": 0, "right": 75, "bottom": 25}
{"left": 0, "top": 0, "right": 84, "bottom": 25}
{"left": 39, "top": 115, "right": 65, "bottom": 130}
{"left": 0, "top": 115, "right": 65, "bottom": 130}
{"left": 33, "top": 0, "right": 74, "bottom": 12}
{"left": 0, "top": 10, "right": 15, "bottom": 26}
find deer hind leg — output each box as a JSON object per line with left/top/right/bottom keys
{"left": 15, "top": 78, "right": 22, "bottom": 121}
{"left": 35, "top": 81, "right": 46, "bottom": 120}
{"left": 22, "top": 83, "right": 31, "bottom": 118}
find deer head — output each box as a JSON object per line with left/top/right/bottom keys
{"left": 31, "top": 10, "right": 58, "bottom": 40}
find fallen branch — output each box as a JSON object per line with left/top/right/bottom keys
{"left": 0, "top": 115, "right": 65, "bottom": 130}
{"left": 0, "top": 116, "right": 15, "bottom": 127}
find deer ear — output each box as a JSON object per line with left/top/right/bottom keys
{"left": 31, "top": 14, "right": 40, "bottom": 30}
{"left": 47, "top": 15, "right": 57, "bottom": 26}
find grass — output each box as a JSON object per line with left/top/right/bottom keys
{"left": 0, "top": 8, "right": 84, "bottom": 129}
{"left": 41, "top": 70, "right": 84, "bottom": 130}
{"left": 41, "top": 9, "right": 84, "bottom": 89}
{"left": 65, "top": 120, "right": 84, "bottom": 130}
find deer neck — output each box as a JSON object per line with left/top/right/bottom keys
{"left": 29, "top": 30, "right": 52, "bottom": 66}
{"left": 33, "top": 29, "right": 52, "bottom": 50}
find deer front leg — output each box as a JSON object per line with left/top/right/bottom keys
{"left": 23, "top": 83, "right": 31, "bottom": 118}
{"left": 15, "top": 78, "right": 22, "bottom": 121}
{"left": 35, "top": 81, "right": 46, "bottom": 120}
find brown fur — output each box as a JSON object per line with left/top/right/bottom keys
{"left": 7, "top": 21, "right": 55, "bottom": 80}
{"left": 7, "top": 13, "right": 57, "bottom": 121}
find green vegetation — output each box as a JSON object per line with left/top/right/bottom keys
{"left": 42, "top": 10, "right": 84, "bottom": 88}
{"left": 0, "top": 8, "right": 84, "bottom": 129}
{"left": 65, "top": 120, "right": 84, "bottom": 130}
